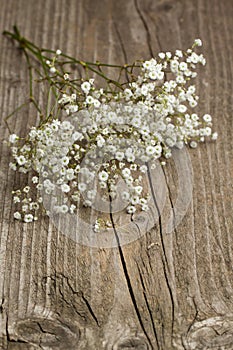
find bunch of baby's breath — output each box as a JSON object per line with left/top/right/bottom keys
{"left": 3, "top": 27, "right": 217, "bottom": 223}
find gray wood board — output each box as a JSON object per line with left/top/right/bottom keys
{"left": 0, "top": 0, "right": 233, "bottom": 349}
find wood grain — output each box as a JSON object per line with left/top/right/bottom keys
{"left": 0, "top": 0, "right": 233, "bottom": 349}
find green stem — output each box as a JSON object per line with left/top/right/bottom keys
{"left": 3, "top": 27, "right": 135, "bottom": 90}
{"left": 4, "top": 101, "right": 29, "bottom": 133}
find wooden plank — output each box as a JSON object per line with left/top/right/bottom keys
{"left": 0, "top": 0, "right": 233, "bottom": 349}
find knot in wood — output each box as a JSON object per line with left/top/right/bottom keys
{"left": 183, "top": 315, "right": 233, "bottom": 349}
{"left": 113, "top": 336, "right": 149, "bottom": 350}
{"left": 13, "top": 317, "right": 80, "bottom": 349}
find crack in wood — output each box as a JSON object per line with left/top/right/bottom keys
{"left": 136, "top": 263, "right": 160, "bottom": 348}
{"left": 113, "top": 21, "right": 130, "bottom": 84}
{"left": 81, "top": 294, "right": 100, "bottom": 327}
{"left": 147, "top": 164, "right": 175, "bottom": 344}
{"left": 42, "top": 273, "right": 99, "bottom": 326}
{"left": 109, "top": 206, "right": 154, "bottom": 349}
{"left": 133, "top": 0, "right": 154, "bottom": 57}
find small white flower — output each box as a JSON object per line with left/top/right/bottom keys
{"left": 46, "top": 139, "right": 54, "bottom": 147}
{"left": 50, "top": 66, "right": 56, "bottom": 74}
{"left": 177, "top": 104, "right": 187, "bottom": 113}
{"left": 60, "top": 205, "right": 69, "bottom": 214}
{"left": 171, "top": 60, "right": 179, "bottom": 72}
{"left": 78, "top": 183, "right": 87, "bottom": 192}
{"left": 194, "top": 38, "right": 202, "bottom": 46}
{"left": 127, "top": 154, "right": 135, "bottom": 162}
{"left": 131, "top": 117, "right": 141, "bottom": 128}
{"left": 61, "top": 157, "right": 69, "bottom": 166}
{"left": 70, "top": 204, "right": 76, "bottom": 214}
{"left": 23, "top": 186, "right": 30, "bottom": 193}
{"left": 122, "top": 191, "right": 130, "bottom": 201}
{"left": 96, "top": 135, "right": 105, "bottom": 147}
{"left": 190, "top": 141, "right": 198, "bottom": 148}
{"left": 122, "top": 168, "right": 131, "bottom": 178}
{"left": 42, "top": 172, "right": 49, "bottom": 178}
{"left": 16, "top": 155, "right": 26, "bottom": 166}
{"left": 179, "top": 62, "right": 188, "bottom": 71}
{"left": 131, "top": 195, "right": 140, "bottom": 205}
{"left": 81, "top": 81, "right": 91, "bottom": 94}
{"left": 9, "top": 162, "right": 17, "bottom": 171}
{"left": 98, "top": 170, "right": 109, "bottom": 182}
{"left": 205, "top": 127, "right": 212, "bottom": 136}
{"left": 146, "top": 146, "right": 156, "bottom": 156}
{"left": 125, "top": 176, "right": 133, "bottom": 185}
{"left": 189, "top": 99, "right": 198, "bottom": 108}
{"left": 203, "top": 114, "right": 212, "bottom": 123}
{"left": 166, "top": 138, "right": 175, "bottom": 148}
{"left": 13, "top": 196, "right": 20, "bottom": 203}
{"left": 37, "top": 184, "right": 43, "bottom": 190}
{"left": 93, "top": 99, "right": 101, "bottom": 108}
{"left": 9, "top": 134, "right": 18, "bottom": 143}
{"left": 102, "top": 128, "right": 109, "bottom": 135}
{"left": 149, "top": 71, "right": 158, "bottom": 80}
{"left": 61, "top": 121, "right": 73, "bottom": 130}
{"left": 175, "top": 50, "right": 183, "bottom": 58}
{"left": 143, "top": 60, "right": 152, "bottom": 70}
{"left": 31, "top": 202, "right": 39, "bottom": 210}
{"left": 176, "top": 141, "right": 184, "bottom": 149}
{"left": 211, "top": 132, "right": 218, "bottom": 140}
{"left": 87, "top": 190, "right": 96, "bottom": 200}
{"left": 107, "top": 145, "right": 117, "bottom": 154}
{"left": 69, "top": 105, "right": 78, "bottom": 113}
{"left": 127, "top": 205, "right": 136, "bottom": 214}
{"left": 154, "top": 145, "right": 162, "bottom": 154}
{"left": 134, "top": 186, "right": 143, "bottom": 195}
{"left": 124, "top": 88, "right": 133, "bottom": 99}
{"left": 140, "top": 165, "right": 147, "bottom": 173}
{"left": 142, "top": 204, "right": 149, "bottom": 211}
{"left": 61, "top": 184, "right": 70, "bottom": 193}
{"left": 188, "top": 85, "right": 196, "bottom": 94}
{"left": 84, "top": 200, "right": 93, "bottom": 207}
{"left": 66, "top": 169, "right": 75, "bottom": 180}
{"left": 164, "top": 150, "right": 172, "bottom": 158}
{"left": 130, "top": 164, "right": 137, "bottom": 171}
{"left": 72, "top": 131, "right": 83, "bottom": 141}
{"left": 86, "top": 95, "right": 94, "bottom": 104}
{"left": 158, "top": 52, "right": 165, "bottom": 59}
{"left": 24, "top": 214, "right": 34, "bottom": 223}
{"left": 115, "top": 151, "right": 124, "bottom": 161}
{"left": 141, "top": 85, "right": 148, "bottom": 96}
{"left": 72, "top": 192, "right": 80, "bottom": 201}
{"left": 94, "top": 219, "right": 101, "bottom": 232}
{"left": 56, "top": 49, "right": 62, "bottom": 55}
{"left": 176, "top": 75, "right": 185, "bottom": 84}
{"left": 99, "top": 181, "right": 107, "bottom": 189}
{"left": 157, "top": 71, "right": 164, "bottom": 80}
{"left": 14, "top": 212, "right": 22, "bottom": 220}
{"left": 140, "top": 198, "right": 147, "bottom": 205}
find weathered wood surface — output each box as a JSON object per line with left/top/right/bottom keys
{"left": 0, "top": 0, "right": 233, "bottom": 349}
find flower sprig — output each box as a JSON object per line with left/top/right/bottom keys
{"left": 4, "top": 27, "right": 217, "bottom": 223}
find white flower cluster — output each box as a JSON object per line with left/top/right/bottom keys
{"left": 8, "top": 39, "right": 217, "bottom": 222}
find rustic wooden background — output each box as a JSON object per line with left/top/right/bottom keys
{"left": 0, "top": 0, "right": 233, "bottom": 349}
